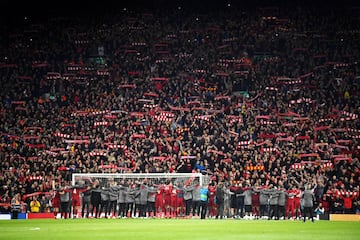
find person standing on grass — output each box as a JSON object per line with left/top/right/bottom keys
{"left": 155, "top": 185, "right": 165, "bottom": 218}
{"left": 208, "top": 182, "right": 217, "bottom": 218}
{"left": 224, "top": 184, "right": 234, "bottom": 218}
{"left": 138, "top": 182, "right": 149, "bottom": 218}
{"left": 81, "top": 185, "right": 92, "bottom": 218}
{"left": 117, "top": 181, "right": 127, "bottom": 218}
{"left": 301, "top": 185, "right": 315, "bottom": 222}
{"left": 183, "top": 182, "right": 194, "bottom": 217}
{"left": 59, "top": 184, "right": 71, "bottom": 219}
{"left": 90, "top": 181, "right": 101, "bottom": 218}
{"left": 236, "top": 184, "right": 245, "bottom": 218}
{"left": 256, "top": 186, "right": 270, "bottom": 219}
{"left": 277, "top": 188, "right": 289, "bottom": 220}
{"left": 251, "top": 183, "right": 260, "bottom": 219}
{"left": 147, "top": 183, "right": 158, "bottom": 218}
{"left": 293, "top": 186, "right": 302, "bottom": 220}
{"left": 125, "top": 183, "right": 137, "bottom": 218}
{"left": 162, "top": 181, "right": 173, "bottom": 218}
{"left": 70, "top": 185, "right": 83, "bottom": 218}
{"left": 215, "top": 182, "right": 225, "bottom": 219}
{"left": 243, "top": 183, "right": 253, "bottom": 219}
{"left": 199, "top": 184, "right": 209, "bottom": 219}
{"left": 191, "top": 181, "right": 201, "bottom": 218}
{"left": 51, "top": 182, "right": 60, "bottom": 218}
{"left": 286, "top": 186, "right": 296, "bottom": 219}
{"left": 268, "top": 186, "right": 280, "bottom": 220}
{"left": 108, "top": 183, "right": 120, "bottom": 218}
{"left": 100, "top": 185, "right": 110, "bottom": 218}
{"left": 11, "top": 193, "right": 21, "bottom": 219}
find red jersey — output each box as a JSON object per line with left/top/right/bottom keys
{"left": 293, "top": 189, "right": 301, "bottom": 200}
{"left": 155, "top": 188, "right": 165, "bottom": 208}
{"left": 170, "top": 188, "right": 178, "bottom": 207}
{"left": 293, "top": 189, "right": 301, "bottom": 208}
{"left": 163, "top": 185, "right": 173, "bottom": 205}
{"left": 163, "top": 185, "right": 173, "bottom": 196}
{"left": 208, "top": 185, "right": 216, "bottom": 195}
{"left": 340, "top": 194, "right": 357, "bottom": 209}
{"left": 252, "top": 192, "right": 260, "bottom": 206}
{"left": 71, "top": 188, "right": 81, "bottom": 206}
{"left": 52, "top": 191, "right": 60, "bottom": 208}
{"left": 208, "top": 185, "right": 217, "bottom": 205}
{"left": 319, "top": 197, "right": 330, "bottom": 212}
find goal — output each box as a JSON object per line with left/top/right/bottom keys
{"left": 72, "top": 172, "right": 210, "bottom": 188}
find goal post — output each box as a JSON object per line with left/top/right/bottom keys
{"left": 72, "top": 172, "right": 210, "bottom": 188}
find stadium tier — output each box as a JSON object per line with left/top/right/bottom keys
{"left": 0, "top": 1, "right": 359, "bottom": 220}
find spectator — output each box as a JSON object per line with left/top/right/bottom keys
{"left": 11, "top": 193, "right": 21, "bottom": 219}
{"left": 318, "top": 194, "right": 331, "bottom": 214}
{"left": 39, "top": 195, "right": 51, "bottom": 213}
{"left": 331, "top": 195, "right": 345, "bottom": 214}
{"left": 354, "top": 198, "right": 360, "bottom": 215}
{"left": 29, "top": 196, "right": 41, "bottom": 213}
{"left": 314, "top": 202, "right": 325, "bottom": 219}
{"left": 340, "top": 192, "right": 358, "bottom": 214}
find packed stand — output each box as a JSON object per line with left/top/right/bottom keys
{"left": 0, "top": 3, "right": 359, "bottom": 219}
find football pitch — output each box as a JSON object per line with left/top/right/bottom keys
{"left": 1, "top": 219, "right": 359, "bottom": 240}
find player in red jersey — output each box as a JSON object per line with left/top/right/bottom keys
{"left": 286, "top": 186, "right": 296, "bottom": 219}
{"left": 162, "top": 182, "right": 173, "bottom": 218}
{"left": 51, "top": 181, "right": 60, "bottom": 218}
{"left": 155, "top": 186, "right": 165, "bottom": 218}
{"left": 70, "top": 184, "right": 89, "bottom": 218}
{"left": 208, "top": 182, "right": 217, "bottom": 218}
{"left": 252, "top": 184, "right": 260, "bottom": 219}
{"left": 170, "top": 188, "right": 178, "bottom": 218}
{"left": 293, "top": 187, "right": 302, "bottom": 220}
{"left": 70, "top": 187, "right": 81, "bottom": 218}
{"left": 51, "top": 190, "right": 60, "bottom": 218}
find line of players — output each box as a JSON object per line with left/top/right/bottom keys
{"left": 52, "top": 179, "right": 306, "bottom": 220}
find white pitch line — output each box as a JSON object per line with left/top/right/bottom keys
{"left": 29, "top": 227, "right": 41, "bottom": 231}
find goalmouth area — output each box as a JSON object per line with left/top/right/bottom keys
{"left": 1, "top": 219, "right": 360, "bottom": 240}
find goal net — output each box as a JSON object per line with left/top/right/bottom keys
{"left": 72, "top": 172, "right": 210, "bottom": 188}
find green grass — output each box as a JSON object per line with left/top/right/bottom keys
{"left": 1, "top": 219, "right": 359, "bottom": 240}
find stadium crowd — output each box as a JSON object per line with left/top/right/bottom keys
{"left": 0, "top": 2, "right": 359, "bottom": 219}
